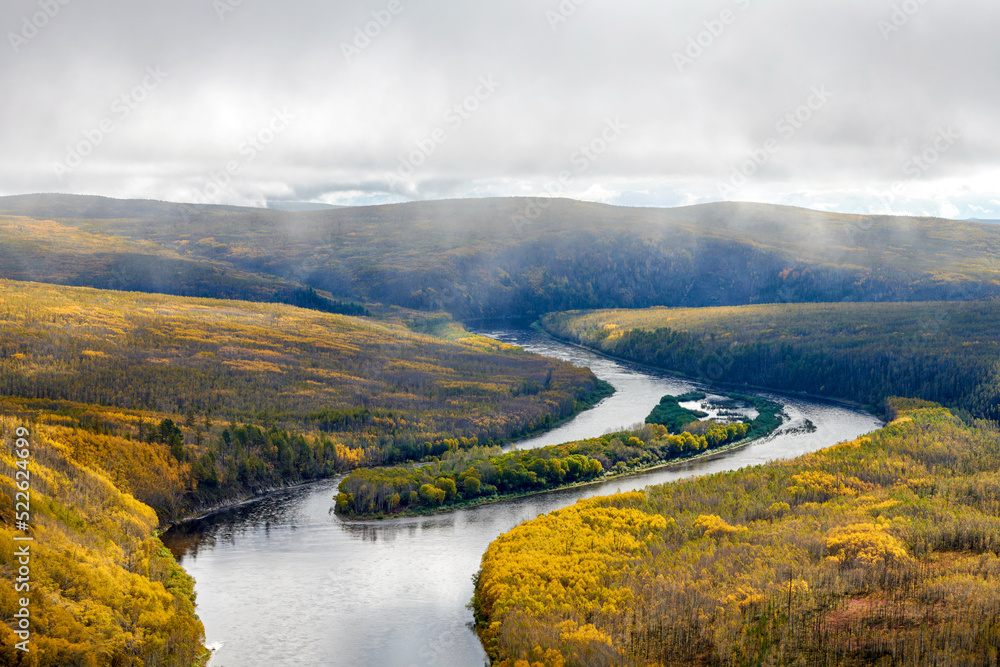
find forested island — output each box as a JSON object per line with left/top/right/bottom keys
{"left": 334, "top": 392, "right": 781, "bottom": 518}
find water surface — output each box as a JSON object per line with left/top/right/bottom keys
{"left": 163, "top": 327, "right": 882, "bottom": 666}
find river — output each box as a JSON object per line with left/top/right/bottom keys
{"left": 161, "top": 328, "right": 883, "bottom": 666}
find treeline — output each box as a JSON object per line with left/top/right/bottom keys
{"left": 542, "top": 301, "right": 1000, "bottom": 420}
{"left": 645, "top": 392, "right": 709, "bottom": 432}
{"left": 473, "top": 401, "right": 1000, "bottom": 666}
{"left": 335, "top": 398, "right": 768, "bottom": 518}
{"left": 272, "top": 286, "right": 370, "bottom": 316}
{"left": 334, "top": 443, "right": 604, "bottom": 517}
{"left": 163, "top": 417, "right": 367, "bottom": 515}
{"left": 0, "top": 397, "right": 360, "bottom": 521}
{"left": 0, "top": 417, "right": 206, "bottom": 665}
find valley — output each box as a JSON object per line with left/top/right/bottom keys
{"left": 9, "top": 2, "right": 999, "bottom": 663}
{"left": 159, "top": 327, "right": 881, "bottom": 666}
{"left": 2, "top": 195, "right": 1000, "bottom": 665}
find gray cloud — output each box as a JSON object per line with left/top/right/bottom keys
{"left": 2, "top": 0, "right": 998, "bottom": 217}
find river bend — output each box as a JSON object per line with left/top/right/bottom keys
{"left": 162, "top": 328, "right": 883, "bottom": 666}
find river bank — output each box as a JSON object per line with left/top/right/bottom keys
{"left": 161, "top": 326, "right": 883, "bottom": 667}
{"left": 337, "top": 390, "right": 785, "bottom": 521}
{"left": 158, "top": 377, "right": 613, "bottom": 530}
{"left": 337, "top": 429, "right": 776, "bottom": 522}
{"left": 534, "top": 322, "right": 883, "bottom": 417}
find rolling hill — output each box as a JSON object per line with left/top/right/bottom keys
{"left": 2, "top": 195, "right": 1000, "bottom": 320}
{"left": 0, "top": 280, "right": 608, "bottom": 518}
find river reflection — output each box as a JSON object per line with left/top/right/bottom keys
{"left": 162, "top": 328, "right": 883, "bottom": 667}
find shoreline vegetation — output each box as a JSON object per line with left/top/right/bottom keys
{"left": 539, "top": 302, "right": 1000, "bottom": 421}
{"left": 0, "top": 417, "right": 208, "bottom": 665}
{"left": 472, "top": 399, "right": 1000, "bottom": 667}
{"left": 532, "top": 321, "right": 879, "bottom": 416}
{"left": 334, "top": 391, "right": 784, "bottom": 520}
{"left": 335, "top": 430, "right": 778, "bottom": 523}
{"left": 163, "top": 377, "right": 615, "bottom": 529}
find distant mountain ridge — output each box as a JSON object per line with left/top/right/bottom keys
{"left": 265, "top": 200, "right": 344, "bottom": 212}
{"left": 2, "top": 193, "right": 999, "bottom": 318}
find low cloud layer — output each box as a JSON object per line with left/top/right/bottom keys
{"left": 3, "top": 0, "right": 998, "bottom": 218}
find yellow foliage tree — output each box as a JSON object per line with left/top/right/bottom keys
{"left": 826, "top": 522, "right": 908, "bottom": 567}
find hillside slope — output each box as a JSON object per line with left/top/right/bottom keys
{"left": 2, "top": 195, "right": 1000, "bottom": 318}
{"left": 473, "top": 401, "right": 1000, "bottom": 666}
{"left": 0, "top": 418, "right": 205, "bottom": 664}
{"left": 541, "top": 302, "right": 1000, "bottom": 420}
{"left": 0, "top": 280, "right": 608, "bottom": 518}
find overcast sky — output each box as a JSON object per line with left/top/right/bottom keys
{"left": 3, "top": 0, "right": 998, "bottom": 218}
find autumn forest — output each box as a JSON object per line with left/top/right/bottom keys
{"left": 3, "top": 194, "right": 1000, "bottom": 665}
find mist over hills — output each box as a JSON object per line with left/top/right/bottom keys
{"left": 2, "top": 194, "right": 998, "bottom": 320}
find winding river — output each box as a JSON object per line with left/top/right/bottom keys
{"left": 161, "top": 328, "right": 883, "bottom": 666}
